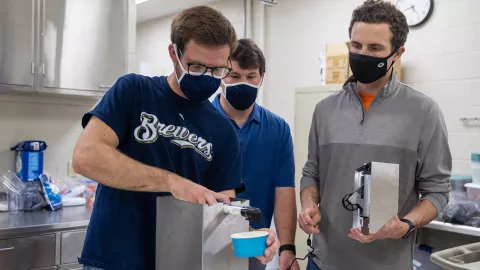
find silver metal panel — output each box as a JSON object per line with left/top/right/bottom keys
{"left": 370, "top": 162, "right": 399, "bottom": 233}
{"left": 0, "top": 0, "right": 37, "bottom": 92}
{"left": 33, "top": 267, "right": 57, "bottom": 270}
{"left": 352, "top": 171, "right": 362, "bottom": 229}
{"left": 363, "top": 175, "right": 371, "bottom": 218}
{"left": 60, "top": 230, "right": 87, "bottom": 264}
{"left": 58, "top": 263, "right": 82, "bottom": 270}
{"left": 55, "top": 232, "right": 61, "bottom": 265}
{"left": 203, "top": 200, "right": 249, "bottom": 270}
{"left": 156, "top": 196, "right": 249, "bottom": 270}
{"left": 156, "top": 197, "right": 204, "bottom": 270}
{"left": 40, "top": 0, "right": 126, "bottom": 93}
{"left": 0, "top": 205, "right": 91, "bottom": 240}
{"left": 0, "top": 234, "right": 56, "bottom": 270}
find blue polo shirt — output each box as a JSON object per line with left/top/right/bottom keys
{"left": 78, "top": 74, "right": 244, "bottom": 270}
{"left": 212, "top": 95, "right": 295, "bottom": 229}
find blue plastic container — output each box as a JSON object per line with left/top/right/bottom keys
{"left": 231, "top": 231, "right": 268, "bottom": 258}
{"left": 11, "top": 141, "right": 48, "bottom": 182}
{"left": 450, "top": 175, "right": 472, "bottom": 192}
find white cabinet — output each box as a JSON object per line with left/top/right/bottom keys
{"left": 0, "top": 0, "right": 128, "bottom": 97}
{"left": 293, "top": 84, "right": 342, "bottom": 269}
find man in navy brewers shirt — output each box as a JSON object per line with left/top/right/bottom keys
{"left": 212, "top": 39, "right": 298, "bottom": 270}
{"left": 72, "top": 6, "right": 279, "bottom": 270}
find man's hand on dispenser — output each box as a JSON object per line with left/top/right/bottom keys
{"left": 348, "top": 215, "right": 409, "bottom": 243}
{"left": 298, "top": 203, "right": 321, "bottom": 234}
{"left": 256, "top": 228, "right": 280, "bottom": 265}
{"left": 168, "top": 175, "right": 230, "bottom": 205}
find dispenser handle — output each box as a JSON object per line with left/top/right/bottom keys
{"left": 241, "top": 207, "right": 262, "bottom": 222}
{"left": 223, "top": 205, "right": 262, "bottom": 222}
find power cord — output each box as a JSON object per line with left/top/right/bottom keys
{"left": 287, "top": 234, "right": 318, "bottom": 270}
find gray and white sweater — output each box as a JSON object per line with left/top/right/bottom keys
{"left": 301, "top": 75, "right": 452, "bottom": 270}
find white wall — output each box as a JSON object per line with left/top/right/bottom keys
{"left": 0, "top": 96, "right": 97, "bottom": 182}
{"left": 401, "top": 0, "right": 480, "bottom": 174}
{"left": 263, "top": 0, "right": 480, "bottom": 175}
{"left": 136, "top": 0, "right": 219, "bottom": 24}
{"left": 136, "top": 0, "right": 246, "bottom": 77}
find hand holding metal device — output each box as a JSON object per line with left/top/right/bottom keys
{"left": 342, "top": 162, "right": 400, "bottom": 235}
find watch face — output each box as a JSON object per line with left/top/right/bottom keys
{"left": 396, "top": 0, "right": 434, "bottom": 27}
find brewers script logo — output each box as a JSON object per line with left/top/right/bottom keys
{"left": 133, "top": 112, "right": 213, "bottom": 161}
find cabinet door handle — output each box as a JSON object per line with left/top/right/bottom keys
{"left": 0, "top": 247, "right": 14, "bottom": 252}
{"left": 98, "top": 84, "right": 112, "bottom": 89}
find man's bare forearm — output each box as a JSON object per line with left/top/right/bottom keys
{"left": 274, "top": 187, "right": 297, "bottom": 245}
{"left": 300, "top": 186, "right": 319, "bottom": 209}
{"left": 73, "top": 139, "right": 174, "bottom": 192}
{"left": 404, "top": 199, "right": 438, "bottom": 228}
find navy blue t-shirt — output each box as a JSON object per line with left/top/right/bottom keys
{"left": 212, "top": 95, "right": 295, "bottom": 229}
{"left": 78, "top": 74, "right": 244, "bottom": 270}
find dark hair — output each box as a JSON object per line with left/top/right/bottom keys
{"left": 349, "top": 0, "right": 409, "bottom": 50}
{"left": 231, "top": 39, "right": 266, "bottom": 74}
{"left": 171, "top": 6, "right": 237, "bottom": 53}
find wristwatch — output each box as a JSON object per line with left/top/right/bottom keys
{"left": 400, "top": 218, "right": 416, "bottom": 239}
{"left": 279, "top": 244, "right": 296, "bottom": 256}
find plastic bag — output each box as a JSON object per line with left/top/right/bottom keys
{"left": 465, "top": 216, "right": 480, "bottom": 227}
{"left": 440, "top": 195, "right": 480, "bottom": 226}
{"left": 23, "top": 181, "right": 46, "bottom": 211}
{"left": 38, "top": 174, "right": 63, "bottom": 211}
{"left": 82, "top": 179, "right": 98, "bottom": 209}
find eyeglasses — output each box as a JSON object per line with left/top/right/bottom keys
{"left": 178, "top": 49, "right": 233, "bottom": 79}
{"left": 185, "top": 63, "right": 233, "bottom": 79}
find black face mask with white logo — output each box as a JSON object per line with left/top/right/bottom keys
{"left": 349, "top": 50, "right": 397, "bottom": 84}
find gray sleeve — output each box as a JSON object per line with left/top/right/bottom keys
{"left": 300, "top": 104, "right": 320, "bottom": 191}
{"left": 416, "top": 103, "right": 452, "bottom": 214}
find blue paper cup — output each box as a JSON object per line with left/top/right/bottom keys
{"left": 231, "top": 231, "right": 268, "bottom": 258}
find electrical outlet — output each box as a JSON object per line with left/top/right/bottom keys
{"left": 68, "top": 161, "right": 77, "bottom": 177}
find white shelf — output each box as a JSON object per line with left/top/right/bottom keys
{"left": 425, "top": 221, "right": 480, "bottom": 237}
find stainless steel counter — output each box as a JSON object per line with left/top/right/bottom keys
{"left": 426, "top": 221, "right": 480, "bottom": 237}
{"left": 0, "top": 206, "right": 91, "bottom": 239}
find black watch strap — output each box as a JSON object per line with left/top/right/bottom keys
{"left": 400, "top": 218, "right": 415, "bottom": 239}
{"left": 279, "top": 244, "right": 296, "bottom": 256}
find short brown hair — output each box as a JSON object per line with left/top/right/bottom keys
{"left": 231, "top": 39, "right": 266, "bottom": 75}
{"left": 349, "top": 0, "right": 409, "bottom": 50}
{"left": 171, "top": 6, "right": 237, "bottom": 53}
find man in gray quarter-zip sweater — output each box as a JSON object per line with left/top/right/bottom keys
{"left": 298, "top": 1, "right": 452, "bottom": 270}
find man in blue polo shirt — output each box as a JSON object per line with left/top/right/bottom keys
{"left": 72, "top": 7, "right": 279, "bottom": 270}
{"left": 212, "top": 39, "right": 299, "bottom": 270}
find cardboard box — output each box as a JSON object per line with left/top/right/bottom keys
{"left": 325, "top": 42, "right": 402, "bottom": 84}
{"left": 326, "top": 42, "right": 350, "bottom": 84}
{"left": 326, "top": 68, "right": 349, "bottom": 85}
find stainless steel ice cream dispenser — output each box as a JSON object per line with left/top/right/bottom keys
{"left": 342, "top": 162, "right": 399, "bottom": 234}
{"left": 156, "top": 196, "right": 262, "bottom": 270}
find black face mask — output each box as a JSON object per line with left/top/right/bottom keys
{"left": 349, "top": 50, "right": 397, "bottom": 84}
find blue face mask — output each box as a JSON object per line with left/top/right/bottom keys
{"left": 174, "top": 45, "right": 221, "bottom": 102}
{"left": 222, "top": 79, "right": 262, "bottom": 111}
